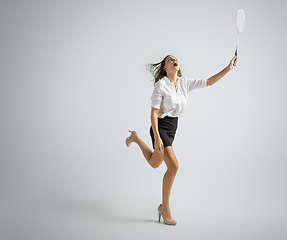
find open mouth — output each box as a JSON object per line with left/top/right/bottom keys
{"left": 173, "top": 63, "right": 178, "bottom": 67}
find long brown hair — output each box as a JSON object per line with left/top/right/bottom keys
{"left": 146, "top": 55, "right": 182, "bottom": 85}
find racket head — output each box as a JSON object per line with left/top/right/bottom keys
{"left": 236, "top": 9, "right": 245, "bottom": 32}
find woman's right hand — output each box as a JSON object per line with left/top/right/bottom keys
{"left": 155, "top": 137, "right": 164, "bottom": 154}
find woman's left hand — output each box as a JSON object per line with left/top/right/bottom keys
{"left": 228, "top": 55, "right": 238, "bottom": 70}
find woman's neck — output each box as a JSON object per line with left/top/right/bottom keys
{"left": 166, "top": 72, "right": 178, "bottom": 83}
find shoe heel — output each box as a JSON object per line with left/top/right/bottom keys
{"left": 158, "top": 213, "right": 161, "bottom": 222}
{"left": 126, "top": 130, "right": 137, "bottom": 147}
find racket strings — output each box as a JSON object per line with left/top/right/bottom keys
{"left": 235, "top": 9, "right": 245, "bottom": 55}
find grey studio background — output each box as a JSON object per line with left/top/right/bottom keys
{"left": 0, "top": 0, "right": 286, "bottom": 239}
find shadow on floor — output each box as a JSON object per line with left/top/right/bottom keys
{"left": 47, "top": 191, "right": 164, "bottom": 225}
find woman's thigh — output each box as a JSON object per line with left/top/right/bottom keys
{"left": 161, "top": 146, "right": 179, "bottom": 170}
{"left": 150, "top": 146, "right": 179, "bottom": 169}
{"left": 149, "top": 151, "right": 164, "bottom": 168}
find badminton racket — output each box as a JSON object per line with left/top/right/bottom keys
{"left": 235, "top": 9, "right": 245, "bottom": 58}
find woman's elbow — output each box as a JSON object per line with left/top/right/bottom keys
{"left": 151, "top": 107, "right": 159, "bottom": 114}
{"left": 151, "top": 108, "right": 159, "bottom": 118}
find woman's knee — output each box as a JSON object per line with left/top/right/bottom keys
{"left": 163, "top": 147, "right": 179, "bottom": 173}
{"left": 151, "top": 162, "right": 161, "bottom": 169}
{"left": 170, "top": 160, "right": 179, "bottom": 173}
{"left": 166, "top": 158, "right": 179, "bottom": 174}
{"left": 150, "top": 151, "right": 163, "bottom": 169}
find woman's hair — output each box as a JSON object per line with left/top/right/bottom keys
{"left": 146, "top": 55, "right": 182, "bottom": 85}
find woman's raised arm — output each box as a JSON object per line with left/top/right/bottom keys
{"left": 206, "top": 56, "right": 237, "bottom": 86}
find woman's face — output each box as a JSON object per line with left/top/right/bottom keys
{"left": 164, "top": 56, "right": 180, "bottom": 73}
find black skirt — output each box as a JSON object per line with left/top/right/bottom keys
{"left": 149, "top": 116, "right": 178, "bottom": 149}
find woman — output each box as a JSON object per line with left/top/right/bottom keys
{"left": 125, "top": 55, "right": 237, "bottom": 225}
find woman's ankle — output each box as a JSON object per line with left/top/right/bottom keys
{"left": 161, "top": 203, "right": 170, "bottom": 210}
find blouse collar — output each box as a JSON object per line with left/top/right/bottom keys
{"left": 162, "top": 76, "right": 181, "bottom": 85}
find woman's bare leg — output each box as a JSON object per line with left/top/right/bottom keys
{"left": 127, "top": 132, "right": 178, "bottom": 220}
{"left": 160, "top": 146, "right": 179, "bottom": 219}
{"left": 127, "top": 132, "right": 163, "bottom": 169}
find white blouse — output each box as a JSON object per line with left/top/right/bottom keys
{"left": 151, "top": 76, "right": 207, "bottom": 118}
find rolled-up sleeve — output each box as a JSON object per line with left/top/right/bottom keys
{"left": 151, "top": 82, "right": 163, "bottom": 109}
{"left": 187, "top": 78, "right": 207, "bottom": 92}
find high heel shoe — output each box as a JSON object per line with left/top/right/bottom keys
{"left": 125, "top": 130, "right": 137, "bottom": 147}
{"left": 158, "top": 204, "right": 177, "bottom": 225}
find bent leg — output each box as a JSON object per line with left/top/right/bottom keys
{"left": 149, "top": 151, "right": 164, "bottom": 168}
{"left": 133, "top": 135, "right": 163, "bottom": 168}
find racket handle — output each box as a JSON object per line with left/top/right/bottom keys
{"left": 234, "top": 49, "right": 238, "bottom": 63}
